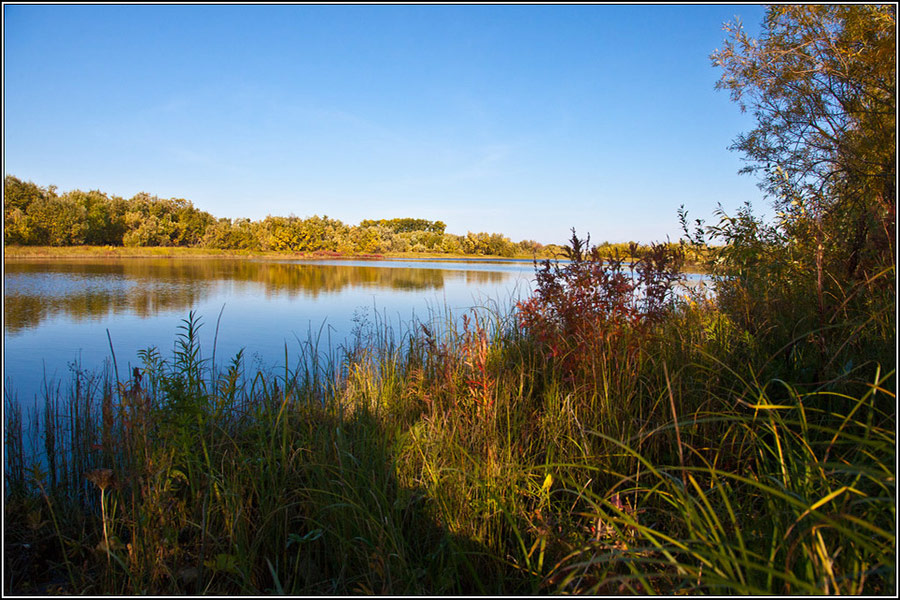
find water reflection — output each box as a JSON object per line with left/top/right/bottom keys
{"left": 4, "top": 259, "right": 520, "bottom": 333}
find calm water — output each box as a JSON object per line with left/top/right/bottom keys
{"left": 4, "top": 257, "right": 537, "bottom": 406}
{"left": 4, "top": 257, "right": 707, "bottom": 408}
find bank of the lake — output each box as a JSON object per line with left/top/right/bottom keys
{"left": 3, "top": 244, "right": 545, "bottom": 261}
{"left": 3, "top": 245, "right": 712, "bottom": 273}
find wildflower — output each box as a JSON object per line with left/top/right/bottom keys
{"left": 85, "top": 468, "right": 118, "bottom": 564}
{"left": 85, "top": 468, "right": 117, "bottom": 491}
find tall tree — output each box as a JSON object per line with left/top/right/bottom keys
{"left": 712, "top": 5, "right": 895, "bottom": 318}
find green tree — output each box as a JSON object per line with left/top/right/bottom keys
{"left": 16, "top": 190, "right": 86, "bottom": 246}
{"left": 260, "top": 215, "right": 301, "bottom": 251}
{"left": 64, "top": 189, "right": 127, "bottom": 245}
{"left": 203, "top": 217, "right": 258, "bottom": 250}
{"left": 359, "top": 218, "right": 446, "bottom": 234}
{"left": 440, "top": 234, "right": 462, "bottom": 254}
{"left": 350, "top": 224, "right": 397, "bottom": 254}
{"left": 700, "top": 5, "right": 896, "bottom": 383}
{"left": 712, "top": 5, "right": 895, "bottom": 318}
{"left": 167, "top": 197, "right": 215, "bottom": 246}
{"left": 201, "top": 217, "right": 237, "bottom": 249}
{"left": 4, "top": 176, "right": 49, "bottom": 244}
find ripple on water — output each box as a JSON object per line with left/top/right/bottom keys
{"left": 4, "top": 272, "right": 138, "bottom": 297}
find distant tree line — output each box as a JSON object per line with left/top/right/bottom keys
{"left": 4, "top": 177, "right": 214, "bottom": 248}
{"left": 4, "top": 176, "right": 584, "bottom": 257}
{"left": 358, "top": 218, "right": 447, "bottom": 234}
{"left": 2, "top": 176, "right": 682, "bottom": 259}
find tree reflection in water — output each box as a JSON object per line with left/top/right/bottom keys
{"left": 4, "top": 258, "right": 515, "bottom": 332}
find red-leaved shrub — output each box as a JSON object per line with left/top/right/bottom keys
{"left": 517, "top": 229, "right": 684, "bottom": 377}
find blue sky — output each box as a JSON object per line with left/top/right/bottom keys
{"left": 4, "top": 4, "right": 769, "bottom": 245}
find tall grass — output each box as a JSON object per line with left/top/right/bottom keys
{"left": 4, "top": 257, "right": 894, "bottom": 594}
{"left": 545, "top": 367, "right": 894, "bottom": 594}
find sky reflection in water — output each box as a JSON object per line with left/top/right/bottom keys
{"left": 4, "top": 257, "right": 706, "bottom": 408}
{"left": 4, "top": 258, "right": 535, "bottom": 406}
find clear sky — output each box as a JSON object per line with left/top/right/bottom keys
{"left": 3, "top": 3, "right": 769, "bottom": 246}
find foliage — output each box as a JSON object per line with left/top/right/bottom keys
{"left": 5, "top": 175, "right": 559, "bottom": 258}
{"left": 359, "top": 218, "right": 447, "bottom": 234}
{"left": 517, "top": 229, "right": 683, "bottom": 377}
{"left": 713, "top": 6, "right": 894, "bottom": 239}
{"left": 549, "top": 371, "right": 895, "bottom": 595}
{"left": 680, "top": 5, "right": 897, "bottom": 386}
{"left": 710, "top": 5, "right": 895, "bottom": 317}
{"left": 3, "top": 176, "right": 215, "bottom": 248}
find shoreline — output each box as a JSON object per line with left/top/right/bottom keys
{"left": 2, "top": 244, "right": 548, "bottom": 262}
{"left": 2, "top": 244, "right": 709, "bottom": 270}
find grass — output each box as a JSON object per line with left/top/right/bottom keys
{"left": 2, "top": 244, "right": 538, "bottom": 261}
{"left": 3, "top": 262, "right": 894, "bottom": 595}
{"left": 3, "top": 244, "right": 713, "bottom": 270}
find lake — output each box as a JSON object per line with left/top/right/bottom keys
{"left": 3, "top": 257, "right": 539, "bottom": 407}
{"left": 3, "top": 257, "right": 707, "bottom": 409}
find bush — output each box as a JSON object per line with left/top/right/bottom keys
{"left": 517, "top": 229, "right": 683, "bottom": 377}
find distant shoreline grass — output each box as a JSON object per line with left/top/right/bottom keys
{"left": 2, "top": 245, "right": 711, "bottom": 271}
{"left": 2, "top": 244, "right": 545, "bottom": 262}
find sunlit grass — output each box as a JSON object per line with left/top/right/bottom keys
{"left": 2, "top": 244, "right": 544, "bottom": 261}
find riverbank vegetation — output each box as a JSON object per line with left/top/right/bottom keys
{"left": 4, "top": 176, "right": 564, "bottom": 259}
{"left": 4, "top": 242, "right": 707, "bottom": 267}
{"left": 3, "top": 177, "right": 693, "bottom": 262}
{"left": 3, "top": 5, "right": 895, "bottom": 595}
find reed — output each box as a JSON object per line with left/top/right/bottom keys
{"left": 4, "top": 254, "right": 894, "bottom": 595}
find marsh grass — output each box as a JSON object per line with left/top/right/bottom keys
{"left": 3, "top": 249, "right": 894, "bottom": 594}
{"left": 2, "top": 244, "right": 549, "bottom": 262}
{"left": 544, "top": 368, "right": 895, "bottom": 594}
